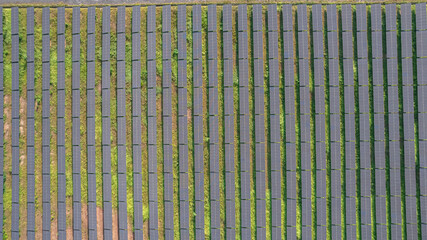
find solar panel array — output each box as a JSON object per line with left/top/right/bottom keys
{"left": 101, "top": 7, "right": 113, "bottom": 239}
{"left": 341, "top": 5, "right": 357, "bottom": 239}
{"left": 417, "top": 3, "right": 427, "bottom": 236}
{"left": 253, "top": 4, "right": 265, "bottom": 240}
{"left": 356, "top": 5, "right": 373, "bottom": 239}
{"left": 297, "top": 5, "right": 312, "bottom": 239}
{"left": 267, "top": 4, "right": 281, "bottom": 240}
{"left": 313, "top": 5, "right": 326, "bottom": 239}
{"left": 146, "top": 5, "right": 159, "bottom": 240}
{"left": 162, "top": 6, "right": 174, "bottom": 239}
{"left": 371, "top": 4, "right": 387, "bottom": 239}
{"left": 42, "top": 7, "right": 51, "bottom": 239}
{"left": 71, "top": 7, "right": 82, "bottom": 239}
{"left": 116, "top": 6, "right": 128, "bottom": 240}
{"left": 282, "top": 5, "right": 298, "bottom": 239}
{"left": 26, "top": 7, "right": 35, "bottom": 240}
{"left": 57, "top": 7, "right": 67, "bottom": 240}
{"left": 0, "top": 4, "right": 426, "bottom": 239}
{"left": 238, "top": 5, "right": 251, "bottom": 240}
{"left": 86, "top": 6, "right": 97, "bottom": 240}
{"left": 177, "top": 5, "right": 190, "bottom": 239}
{"left": 402, "top": 4, "right": 418, "bottom": 238}
{"left": 386, "top": 5, "right": 404, "bottom": 239}
{"left": 327, "top": 6, "right": 342, "bottom": 239}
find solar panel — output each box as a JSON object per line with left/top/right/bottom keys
{"left": 297, "top": 5, "right": 308, "bottom": 31}
{"left": 238, "top": 5, "right": 248, "bottom": 31}
{"left": 326, "top": 5, "right": 337, "bottom": 32}
{"left": 417, "top": 3, "right": 427, "bottom": 31}
{"left": 401, "top": 4, "right": 412, "bottom": 31}
{"left": 267, "top": 4, "right": 278, "bottom": 31}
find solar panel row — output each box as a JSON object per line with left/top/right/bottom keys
{"left": 370, "top": 5, "right": 387, "bottom": 236}
{"left": 385, "top": 5, "right": 403, "bottom": 237}
{"left": 237, "top": 5, "right": 251, "bottom": 239}
{"left": 266, "top": 5, "right": 280, "bottom": 239}
{"left": 26, "top": 7, "right": 35, "bottom": 238}
{"left": 56, "top": 7, "right": 67, "bottom": 239}
{"left": 101, "top": 8, "right": 112, "bottom": 239}
{"left": 253, "top": 5, "right": 265, "bottom": 239}
{"left": 282, "top": 4, "right": 297, "bottom": 238}
{"left": 130, "top": 6, "right": 143, "bottom": 239}
{"left": 115, "top": 6, "right": 128, "bottom": 240}
{"left": 297, "top": 5, "right": 312, "bottom": 236}
{"left": 11, "top": 8, "right": 20, "bottom": 239}
{"left": 177, "top": 5, "right": 189, "bottom": 239}
{"left": 145, "top": 6, "right": 159, "bottom": 239}
{"left": 401, "top": 4, "right": 418, "bottom": 236}
{"left": 356, "top": 11, "right": 372, "bottom": 237}
{"left": 416, "top": 3, "right": 427, "bottom": 233}
{"left": 222, "top": 4, "right": 235, "bottom": 238}
{"left": 313, "top": 5, "right": 327, "bottom": 235}
{"left": 41, "top": 7, "right": 52, "bottom": 238}
{"left": 162, "top": 6, "right": 174, "bottom": 239}
{"left": 71, "top": 7, "right": 82, "bottom": 239}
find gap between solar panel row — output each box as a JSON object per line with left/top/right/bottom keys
{"left": 57, "top": 7, "right": 67, "bottom": 240}
{"left": 297, "top": 5, "right": 312, "bottom": 239}
{"left": 385, "top": 4, "right": 404, "bottom": 238}
{"left": 162, "top": 5, "right": 174, "bottom": 239}
{"left": 72, "top": 7, "right": 82, "bottom": 239}
{"left": 207, "top": 5, "right": 220, "bottom": 239}
{"left": 177, "top": 5, "right": 190, "bottom": 239}
{"left": 131, "top": 6, "right": 143, "bottom": 239}
{"left": 116, "top": 6, "right": 128, "bottom": 240}
{"left": 146, "top": 5, "right": 159, "bottom": 240}
{"left": 341, "top": 4, "right": 357, "bottom": 239}
{"left": 26, "top": 7, "right": 36, "bottom": 240}
{"left": 222, "top": 4, "right": 236, "bottom": 239}
{"left": 11, "top": 7, "right": 20, "bottom": 240}
{"left": 237, "top": 5, "right": 251, "bottom": 240}
{"left": 312, "top": 4, "right": 326, "bottom": 239}
{"left": 42, "top": 7, "right": 51, "bottom": 239}
{"left": 0, "top": 7, "right": 3, "bottom": 240}
{"left": 252, "top": 4, "right": 266, "bottom": 240}
{"left": 356, "top": 5, "right": 372, "bottom": 239}
{"left": 282, "top": 4, "right": 297, "bottom": 239}
{"left": 401, "top": 4, "right": 418, "bottom": 238}
{"left": 267, "top": 4, "right": 281, "bottom": 240}
{"left": 327, "top": 5, "right": 342, "bottom": 239}
{"left": 416, "top": 3, "right": 427, "bottom": 236}
{"left": 86, "top": 6, "right": 97, "bottom": 240}
{"left": 192, "top": 5, "right": 205, "bottom": 240}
